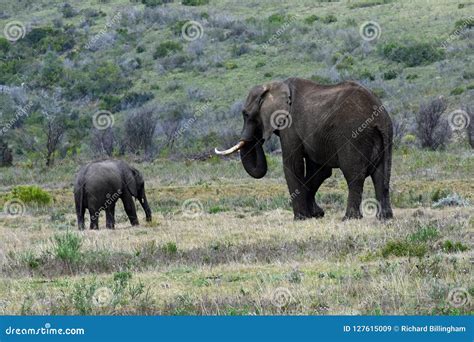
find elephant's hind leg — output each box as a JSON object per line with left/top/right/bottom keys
{"left": 88, "top": 207, "right": 100, "bottom": 230}
{"left": 370, "top": 162, "right": 393, "bottom": 220}
{"left": 105, "top": 203, "right": 116, "bottom": 229}
{"left": 304, "top": 158, "right": 332, "bottom": 218}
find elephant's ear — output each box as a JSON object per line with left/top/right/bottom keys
{"left": 260, "top": 82, "right": 292, "bottom": 141}
{"left": 123, "top": 167, "right": 139, "bottom": 197}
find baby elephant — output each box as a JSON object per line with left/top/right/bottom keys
{"left": 74, "top": 159, "right": 152, "bottom": 230}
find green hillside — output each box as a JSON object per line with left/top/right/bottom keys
{"left": 0, "top": 0, "right": 473, "bottom": 163}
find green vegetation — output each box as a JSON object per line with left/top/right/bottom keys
{"left": 380, "top": 42, "right": 445, "bottom": 67}
{"left": 8, "top": 185, "right": 52, "bottom": 205}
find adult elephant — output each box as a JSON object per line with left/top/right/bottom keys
{"left": 74, "top": 160, "right": 152, "bottom": 230}
{"left": 215, "top": 77, "right": 393, "bottom": 220}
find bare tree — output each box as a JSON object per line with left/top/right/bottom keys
{"left": 44, "top": 110, "right": 67, "bottom": 167}
{"left": 415, "top": 97, "right": 450, "bottom": 150}
{"left": 392, "top": 116, "right": 407, "bottom": 148}
{"left": 124, "top": 105, "right": 157, "bottom": 159}
{"left": 91, "top": 127, "right": 115, "bottom": 156}
{"left": 464, "top": 105, "right": 474, "bottom": 149}
{"left": 158, "top": 102, "right": 192, "bottom": 150}
{"left": 0, "top": 137, "right": 13, "bottom": 167}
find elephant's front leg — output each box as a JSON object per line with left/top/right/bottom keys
{"left": 282, "top": 149, "right": 312, "bottom": 220}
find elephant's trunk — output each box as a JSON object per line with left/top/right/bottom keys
{"left": 240, "top": 140, "right": 267, "bottom": 178}
{"left": 140, "top": 193, "right": 152, "bottom": 222}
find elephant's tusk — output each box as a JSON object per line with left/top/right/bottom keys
{"left": 214, "top": 141, "right": 246, "bottom": 156}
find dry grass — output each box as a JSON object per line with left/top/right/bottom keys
{"left": 0, "top": 156, "right": 473, "bottom": 315}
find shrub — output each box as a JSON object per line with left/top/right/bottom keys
{"left": 153, "top": 41, "right": 182, "bottom": 59}
{"left": 450, "top": 87, "right": 465, "bottom": 95}
{"left": 441, "top": 240, "right": 468, "bottom": 253}
{"left": 432, "top": 193, "right": 470, "bottom": 208}
{"left": 267, "top": 13, "right": 286, "bottom": 25}
{"left": 381, "top": 240, "right": 427, "bottom": 258}
{"left": 454, "top": 17, "right": 474, "bottom": 30}
{"left": 415, "top": 97, "right": 450, "bottom": 150}
{"left": 182, "top": 0, "right": 209, "bottom": 5}
{"left": 123, "top": 105, "right": 158, "bottom": 159}
{"left": 141, "top": 0, "right": 165, "bottom": 7}
{"left": 224, "top": 61, "right": 238, "bottom": 70}
{"left": 54, "top": 232, "right": 82, "bottom": 264}
{"left": 304, "top": 15, "right": 319, "bottom": 24}
{"left": 10, "top": 185, "right": 52, "bottom": 205}
{"left": 465, "top": 106, "right": 474, "bottom": 148}
{"left": 60, "top": 3, "right": 76, "bottom": 18}
{"left": 322, "top": 14, "right": 337, "bottom": 24}
{"left": 380, "top": 41, "right": 445, "bottom": 67}
{"left": 383, "top": 69, "right": 398, "bottom": 80}
{"left": 408, "top": 225, "right": 439, "bottom": 243}
{"left": 162, "top": 242, "right": 178, "bottom": 254}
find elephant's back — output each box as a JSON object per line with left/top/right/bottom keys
{"left": 83, "top": 160, "right": 123, "bottom": 190}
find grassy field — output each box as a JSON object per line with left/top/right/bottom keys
{"left": 0, "top": 149, "right": 472, "bottom": 315}
{"left": 0, "top": 0, "right": 473, "bottom": 316}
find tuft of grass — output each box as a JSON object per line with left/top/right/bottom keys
{"left": 408, "top": 224, "right": 439, "bottom": 243}
{"left": 54, "top": 232, "right": 82, "bottom": 264}
{"left": 441, "top": 240, "right": 468, "bottom": 253}
{"left": 162, "top": 242, "right": 178, "bottom": 255}
{"left": 381, "top": 240, "right": 428, "bottom": 258}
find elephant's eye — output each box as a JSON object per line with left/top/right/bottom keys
{"left": 242, "top": 110, "right": 249, "bottom": 118}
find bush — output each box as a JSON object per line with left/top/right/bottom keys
{"left": 304, "top": 15, "right": 319, "bottom": 24}
{"left": 441, "top": 240, "right": 468, "bottom": 253}
{"left": 383, "top": 69, "right": 398, "bottom": 80}
{"left": 153, "top": 41, "right": 182, "bottom": 59}
{"left": 380, "top": 41, "right": 445, "bottom": 67}
{"left": 10, "top": 185, "right": 52, "bottom": 205}
{"left": 432, "top": 193, "right": 470, "bottom": 208}
{"left": 415, "top": 97, "right": 450, "bottom": 150}
{"left": 322, "top": 14, "right": 337, "bottom": 24}
{"left": 54, "top": 232, "right": 82, "bottom": 264}
{"left": 381, "top": 240, "right": 427, "bottom": 258}
{"left": 182, "top": 0, "right": 209, "bottom": 5}
{"left": 450, "top": 87, "right": 465, "bottom": 95}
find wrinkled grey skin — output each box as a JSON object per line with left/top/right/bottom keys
{"left": 74, "top": 160, "right": 152, "bottom": 230}
{"left": 236, "top": 77, "right": 393, "bottom": 220}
